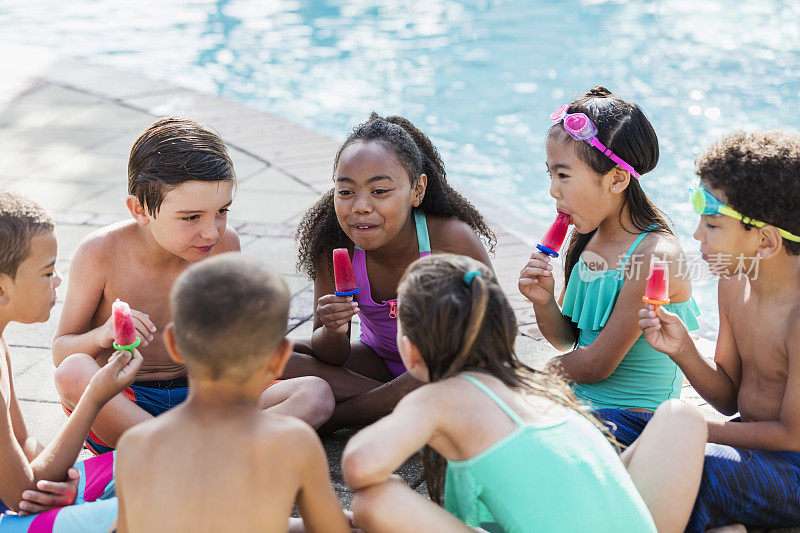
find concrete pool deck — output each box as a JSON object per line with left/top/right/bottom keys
{"left": 1, "top": 42, "right": 742, "bottom": 513}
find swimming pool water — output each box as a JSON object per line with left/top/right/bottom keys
{"left": 2, "top": 0, "right": 799, "bottom": 327}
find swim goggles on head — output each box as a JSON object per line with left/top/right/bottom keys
{"left": 550, "top": 104, "right": 641, "bottom": 179}
{"left": 690, "top": 184, "right": 800, "bottom": 242}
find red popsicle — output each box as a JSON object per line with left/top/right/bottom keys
{"left": 642, "top": 258, "right": 671, "bottom": 307}
{"left": 333, "top": 248, "right": 359, "bottom": 297}
{"left": 112, "top": 298, "right": 139, "bottom": 350}
{"left": 536, "top": 212, "right": 572, "bottom": 257}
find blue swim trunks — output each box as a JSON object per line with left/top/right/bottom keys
{"left": 595, "top": 408, "right": 800, "bottom": 532}
{"left": 63, "top": 377, "right": 188, "bottom": 455}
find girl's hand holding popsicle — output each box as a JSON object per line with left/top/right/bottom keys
{"left": 318, "top": 249, "right": 361, "bottom": 335}
{"left": 519, "top": 212, "right": 572, "bottom": 306}
{"left": 518, "top": 251, "right": 557, "bottom": 306}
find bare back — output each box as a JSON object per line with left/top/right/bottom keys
{"left": 116, "top": 408, "right": 308, "bottom": 532}
{"left": 424, "top": 373, "right": 573, "bottom": 462}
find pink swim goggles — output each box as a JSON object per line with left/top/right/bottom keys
{"left": 550, "top": 104, "right": 641, "bottom": 179}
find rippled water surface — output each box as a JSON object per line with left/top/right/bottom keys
{"left": 3, "top": 0, "right": 799, "bottom": 325}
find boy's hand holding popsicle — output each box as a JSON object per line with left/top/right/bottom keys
{"left": 81, "top": 299, "right": 145, "bottom": 405}
{"left": 638, "top": 304, "right": 695, "bottom": 361}
{"left": 96, "top": 299, "right": 156, "bottom": 349}
{"left": 83, "top": 347, "right": 143, "bottom": 407}
{"left": 638, "top": 258, "right": 694, "bottom": 360}
{"left": 519, "top": 212, "right": 571, "bottom": 306}
{"left": 317, "top": 249, "right": 361, "bottom": 335}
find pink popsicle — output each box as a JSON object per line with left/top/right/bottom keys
{"left": 536, "top": 212, "right": 572, "bottom": 257}
{"left": 112, "top": 298, "right": 138, "bottom": 347}
{"left": 333, "top": 248, "right": 359, "bottom": 297}
{"left": 643, "top": 258, "right": 670, "bottom": 305}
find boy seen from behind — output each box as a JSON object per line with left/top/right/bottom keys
{"left": 115, "top": 254, "right": 350, "bottom": 533}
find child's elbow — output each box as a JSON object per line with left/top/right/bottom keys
{"left": 341, "top": 448, "right": 385, "bottom": 491}
{"left": 784, "top": 427, "right": 800, "bottom": 453}
{"left": 51, "top": 337, "right": 68, "bottom": 366}
{"left": 578, "top": 359, "right": 616, "bottom": 383}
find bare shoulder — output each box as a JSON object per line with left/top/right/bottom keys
{"left": 717, "top": 276, "right": 747, "bottom": 315}
{"left": 117, "top": 414, "right": 165, "bottom": 453}
{"left": 254, "top": 415, "right": 325, "bottom": 464}
{"left": 73, "top": 221, "right": 137, "bottom": 264}
{"left": 426, "top": 216, "right": 490, "bottom": 264}
{"left": 257, "top": 415, "right": 318, "bottom": 446}
{"left": 214, "top": 227, "right": 241, "bottom": 254}
{"left": 398, "top": 379, "right": 459, "bottom": 414}
{"left": 635, "top": 232, "right": 692, "bottom": 295}
{"left": 115, "top": 420, "right": 157, "bottom": 474}
{"left": 637, "top": 231, "right": 685, "bottom": 262}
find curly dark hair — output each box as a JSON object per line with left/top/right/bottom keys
{"left": 296, "top": 113, "right": 496, "bottom": 280}
{"left": 0, "top": 190, "right": 53, "bottom": 278}
{"left": 696, "top": 130, "right": 800, "bottom": 256}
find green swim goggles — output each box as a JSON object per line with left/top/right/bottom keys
{"left": 690, "top": 184, "right": 800, "bottom": 243}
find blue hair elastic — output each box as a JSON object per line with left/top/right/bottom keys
{"left": 463, "top": 270, "right": 482, "bottom": 286}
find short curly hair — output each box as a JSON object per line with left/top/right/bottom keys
{"left": 171, "top": 253, "right": 289, "bottom": 382}
{"left": 0, "top": 191, "right": 54, "bottom": 278}
{"left": 696, "top": 130, "right": 800, "bottom": 256}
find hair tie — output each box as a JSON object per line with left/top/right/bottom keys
{"left": 463, "top": 270, "right": 482, "bottom": 286}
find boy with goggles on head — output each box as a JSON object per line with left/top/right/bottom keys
{"left": 634, "top": 130, "right": 800, "bottom": 531}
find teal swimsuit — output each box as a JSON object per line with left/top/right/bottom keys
{"left": 563, "top": 227, "right": 700, "bottom": 411}
{"left": 444, "top": 374, "right": 656, "bottom": 532}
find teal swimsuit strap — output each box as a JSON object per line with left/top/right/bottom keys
{"left": 414, "top": 209, "right": 431, "bottom": 253}
{"left": 619, "top": 224, "right": 659, "bottom": 270}
{"left": 354, "top": 209, "right": 431, "bottom": 253}
{"left": 458, "top": 374, "right": 524, "bottom": 427}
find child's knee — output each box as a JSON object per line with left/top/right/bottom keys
{"left": 655, "top": 399, "right": 707, "bottom": 440}
{"left": 54, "top": 353, "right": 99, "bottom": 405}
{"left": 351, "top": 483, "right": 392, "bottom": 529}
{"left": 296, "top": 377, "right": 335, "bottom": 427}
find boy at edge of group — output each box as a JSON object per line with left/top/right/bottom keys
{"left": 115, "top": 253, "right": 350, "bottom": 533}
{"left": 606, "top": 130, "right": 800, "bottom": 532}
{"left": 0, "top": 190, "right": 140, "bottom": 530}
{"left": 51, "top": 117, "right": 334, "bottom": 457}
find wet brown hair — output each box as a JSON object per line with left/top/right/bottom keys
{"left": 0, "top": 191, "right": 54, "bottom": 278}
{"left": 171, "top": 253, "right": 290, "bottom": 382}
{"left": 128, "top": 117, "right": 235, "bottom": 217}
{"left": 397, "top": 253, "right": 606, "bottom": 503}
{"left": 696, "top": 130, "right": 800, "bottom": 256}
{"left": 296, "top": 113, "right": 496, "bottom": 280}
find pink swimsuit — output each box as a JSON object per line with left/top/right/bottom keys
{"left": 353, "top": 210, "right": 431, "bottom": 377}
